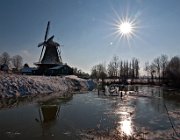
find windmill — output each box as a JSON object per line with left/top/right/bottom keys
{"left": 35, "top": 21, "right": 63, "bottom": 71}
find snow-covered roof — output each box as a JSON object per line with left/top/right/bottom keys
{"left": 49, "top": 65, "right": 64, "bottom": 70}
{"left": 49, "top": 64, "right": 71, "bottom": 70}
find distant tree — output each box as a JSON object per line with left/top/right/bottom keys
{"left": 153, "top": 57, "right": 161, "bottom": 82}
{"left": 97, "top": 64, "right": 107, "bottom": 82}
{"left": 118, "top": 60, "right": 123, "bottom": 78}
{"left": 144, "top": 62, "right": 156, "bottom": 83}
{"left": 72, "top": 67, "right": 89, "bottom": 79}
{"left": 144, "top": 61, "right": 150, "bottom": 77}
{"left": 150, "top": 64, "right": 156, "bottom": 83}
{"left": 107, "top": 61, "right": 114, "bottom": 77}
{"left": 112, "top": 56, "right": 119, "bottom": 77}
{"left": 127, "top": 58, "right": 139, "bottom": 80}
{"left": 91, "top": 63, "right": 107, "bottom": 81}
{"left": 0, "top": 52, "right": 11, "bottom": 65}
{"left": 160, "top": 54, "right": 168, "bottom": 82}
{"left": 108, "top": 56, "right": 119, "bottom": 78}
{"left": 129, "top": 62, "right": 132, "bottom": 78}
{"left": 12, "top": 55, "right": 23, "bottom": 70}
{"left": 73, "top": 67, "right": 78, "bottom": 75}
{"left": 132, "top": 58, "right": 136, "bottom": 79}
{"left": 135, "top": 58, "right": 139, "bottom": 78}
{"left": 91, "top": 66, "right": 98, "bottom": 79}
{"left": 166, "top": 56, "right": 180, "bottom": 86}
{"left": 124, "top": 61, "right": 129, "bottom": 79}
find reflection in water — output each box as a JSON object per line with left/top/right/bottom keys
{"left": 119, "top": 117, "right": 133, "bottom": 136}
{"left": 38, "top": 101, "right": 61, "bottom": 138}
{"left": 115, "top": 106, "right": 134, "bottom": 137}
{"left": 37, "top": 96, "right": 68, "bottom": 123}
{"left": 40, "top": 105, "right": 60, "bottom": 123}
{"left": 0, "top": 86, "right": 180, "bottom": 140}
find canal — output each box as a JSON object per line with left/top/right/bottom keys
{"left": 0, "top": 85, "right": 179, "bottom": 140}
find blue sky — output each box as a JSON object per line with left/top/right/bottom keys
{"left": 0, "top": 0, "right": 180, "bottom": 73}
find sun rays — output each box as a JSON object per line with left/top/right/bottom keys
{"left": 108, "top": 8, "right": 141, "bottom": 48}
{"left": 113, "top": 16, "right": 138, "bottom": 45}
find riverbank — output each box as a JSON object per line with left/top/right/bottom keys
{"left": 0, "top": 72, "right": 96, "bottom": 98}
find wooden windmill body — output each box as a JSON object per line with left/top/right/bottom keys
{"left": 35, "top": 21, "right": 63, "bottom": 74}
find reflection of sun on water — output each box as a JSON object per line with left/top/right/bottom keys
{"left": 116, "top": 111, "right": 133, "bottom": 136}
{"left": 120, "top": 119, "right": 133, "bottom": 136}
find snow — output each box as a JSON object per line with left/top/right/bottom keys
{"left": 0, "top": 73, "right": 96, "bottom": 98}
{"left": 49, "top": 65, "right": 63, "bottom": 70}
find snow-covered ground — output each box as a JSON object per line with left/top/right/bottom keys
{"left": 0, "top": 73, "right": 96, "bottom": 98}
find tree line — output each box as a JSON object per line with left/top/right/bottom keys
{"left": 0, "top": 52, "right": 23, "bottom": 71}
{"left": 91, "top": 54, "right": 180, "bottom": 87}
{"left": 72, "top": 67, "right": 89, "bottom": 79}
{"left": 0, "top": 51, "right": 90, "bottom": 77}
{"left": 144, "top": 54, "right": 180, "bottom": 87}
{"left": 90, "top": 56, "right": 139, "bottom": 84}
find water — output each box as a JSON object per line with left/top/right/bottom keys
{"left": 0, "top": 85, "right": 180, "bottom": 140}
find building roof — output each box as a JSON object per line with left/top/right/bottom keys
{"left": 49, "top": 64, "right": 71, "bottom": 70}
{"left": 21, "top": 67, "right": 36, "bottom": 73}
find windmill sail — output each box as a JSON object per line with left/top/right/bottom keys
{"left": 39, "top": 21, "right": 50, "bottom": 61}
{"left": 34, "top": 21, "right": 74, "bottom": 76}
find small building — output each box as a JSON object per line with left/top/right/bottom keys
{"left": 0, "top": 64, "right": 9, "bottom": 72}
{"left": 21, "top": 66, "right": 37, "bottom": 75}
{"left": 46, "top": 64, "right": 73, "bottom": 76}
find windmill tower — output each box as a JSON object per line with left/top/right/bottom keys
{"left": 35, "top": 21, "right": 63, "bottom": 72}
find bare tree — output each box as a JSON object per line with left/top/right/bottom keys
{"left": 144, "top": 61, "right": 150, "bottom": 82}
{"left": 118, "top": 60, "right": 123, "bottom": 82}
{"left": 73, "top": 67, "right": 89, "bottom": 78}
{"left": 107, "top": 61, "right": 114, "bottom": 78}
{"left": 0, "top": 52, "right": 11, "bottom": 65}
{"left": 144, "top": 62, "right": 156, "bottom": 83}
{"left": 132, "top": 58, "right": 136, "bottom": 79}
{"left": 166, "top": 56, "right": 180, "bottom": 86}
{"left": 91, "top": 63, "right": 107, "bottom": 90}
{"left": 160, "top": 54, "right": 168, "bottom": 82}
{"left": 153, "top": 57, "right": 161, "bottom": 82}
{"left": 129, "top": 62, "right": 132, "bottom": 79}
{"left": 91, "top": 65, "right": 98, "bottom": 80}
{"left": 97, "top": 64, "right": 107, "bottom": 82}
{"left": 124, "top": 61, "right": 129, "bottom": 79}
{"left": 12, "top": 55, "right": 23, "bottom": 70}
{"left": 113, "top": 56, "right": 119, "bottom": 77}
{"left": 144, "top": 61, "right": 150, "bottom": 76}
{"left": 73, "top": 67, "right": 78, "bottom": 75}
{"left": 150, "top": 64, "right": 156, "bottom": 83}
{"left": 91, "top": 63, "right": 107, "bottom": 81}
{"left": 135, "top": 59, "right": 139, "bottom": 78}
{"left": 131, "top": 58, "right": 139, "bottom": 80}
{"left": 107, "top": 56, "right": 119, "bottom": 78}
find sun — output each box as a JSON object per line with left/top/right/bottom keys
{"left": 110, "top": 15, "right": 138, "bottom": 43}
{"left": 108, "top": 9, "right": 141, "bottom": 48}
{"left": 117, "top": 19, "right": 135, "bottom": 39}
{"left": 119, "top": 22, "right": 132, "bottom": 35}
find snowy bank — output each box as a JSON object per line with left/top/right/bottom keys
{"left": 0, "top": 73, "right": 96, "bottom": 98}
